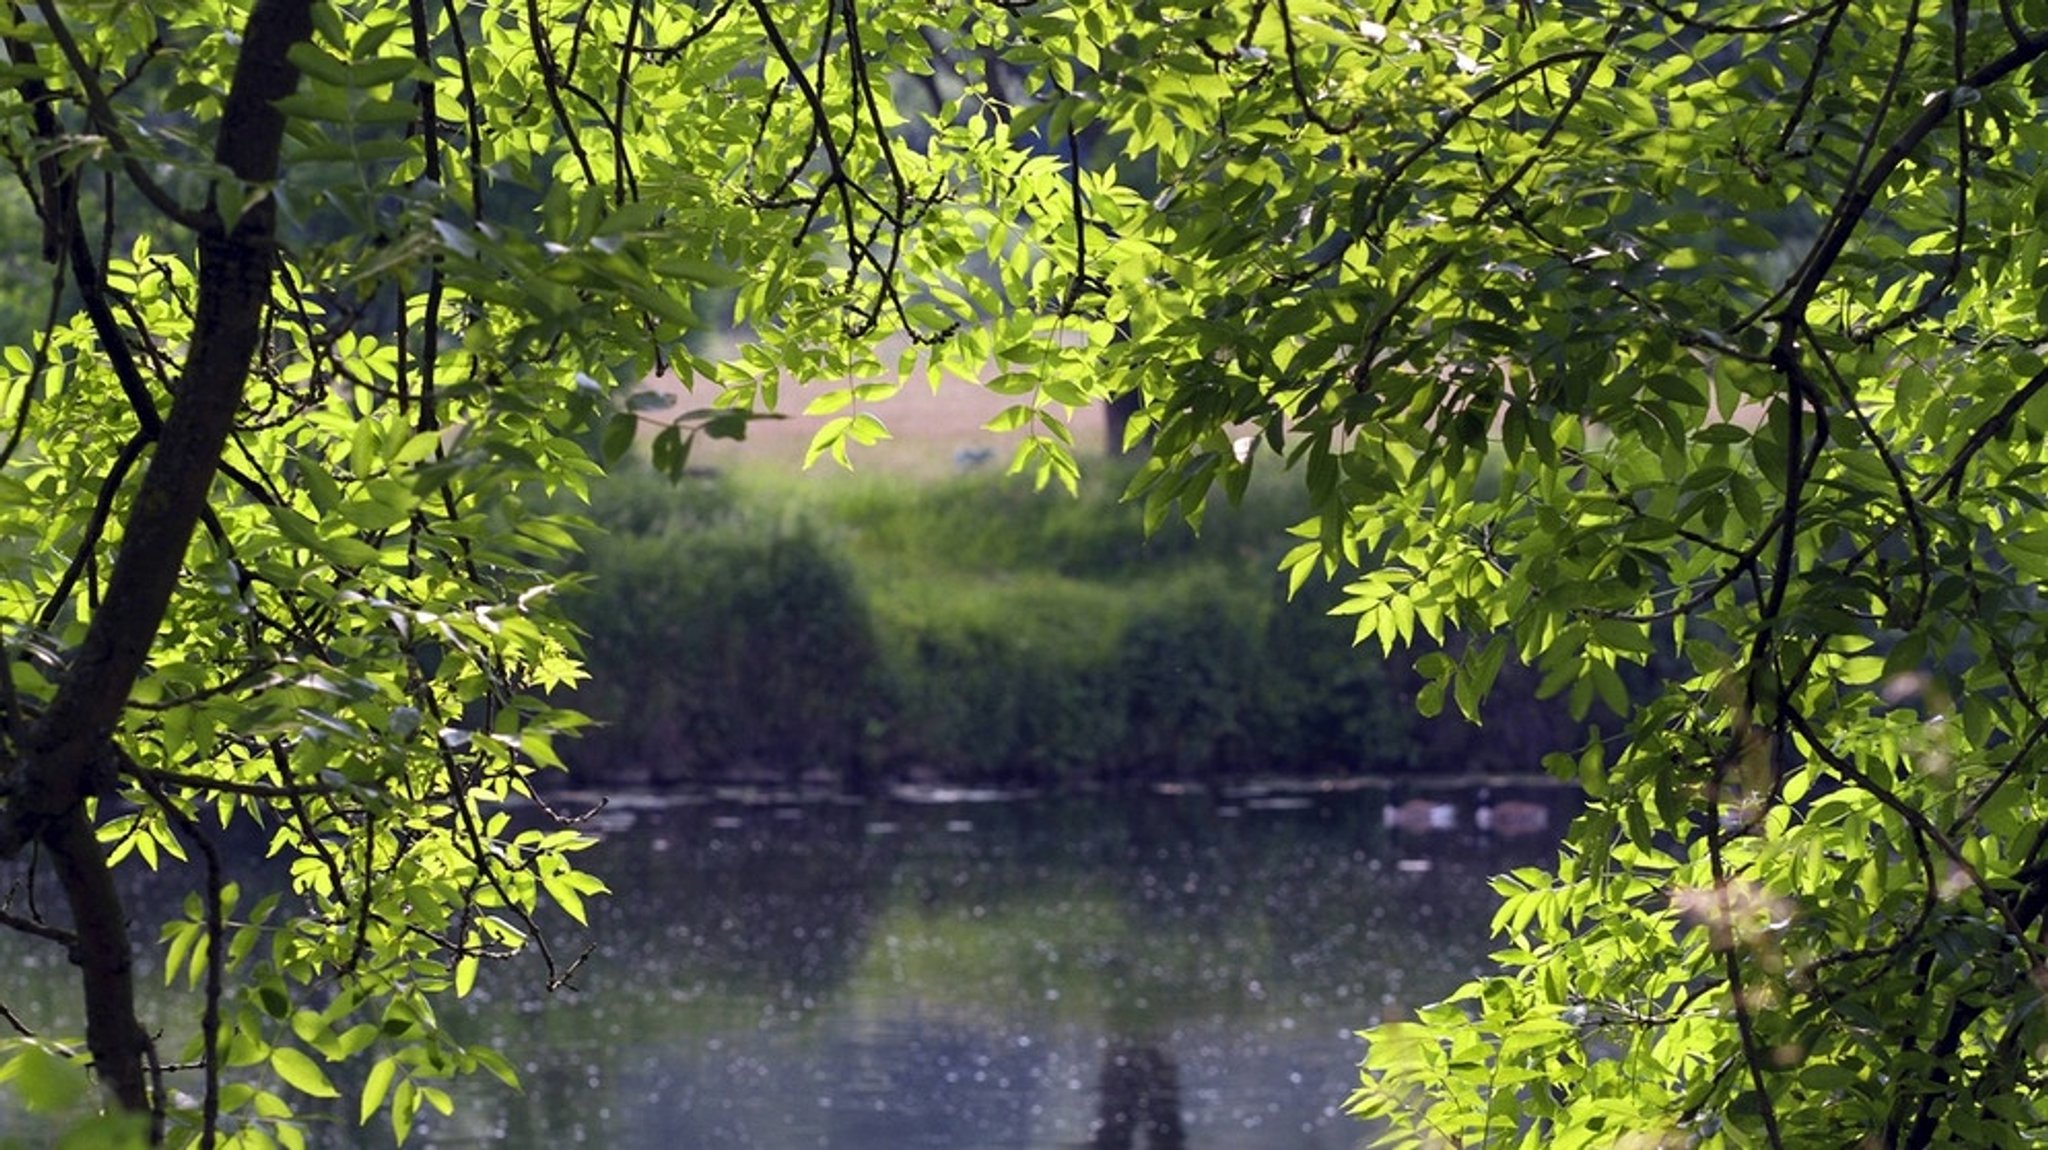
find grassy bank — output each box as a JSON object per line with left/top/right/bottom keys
{"left": 561, "top": 465, "right": 1573, "bottom": 788}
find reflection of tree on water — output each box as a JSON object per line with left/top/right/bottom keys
{"left": 1078, "top": 807, "right": 1205, "bottom": 1150}
{"left": 385, "top": 792, "right": 1562, "bottom": 1149}
{"left": 1090, "top": 1038, "right": 1185, "bottom": 1149}
{"left": 431, "top": 802, "right": 900, "bottom": 1150}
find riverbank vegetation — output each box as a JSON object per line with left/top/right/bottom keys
{"left": 563, "top": 465, "right": 1581, "bottom": 788}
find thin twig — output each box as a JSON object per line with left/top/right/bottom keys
{"left": 0, "top": 905, "right": 77, "bottom": 947}
{"left": 1805, "top": 330, "right": 1932, "bottom": 624}
{"left": 128, "top": 764, "right": 343, "bottom": 800}
{"left": 524, "top": 0, "right": 599, "bottom": 186}
{"left": 1784, "top": 706, "right": 2041, "bottom": 966}
{"left": 27, "top": 0, "right": 209, "bottom": 230}
{"left": 1762, "top": 23, "right": 2048, "bottom": 332}
{"left": 1703, "top": 751, "right": 1788, "bottom": 1149}
{"left": 130, "top": 771, "right": 224, "bottom": 1148}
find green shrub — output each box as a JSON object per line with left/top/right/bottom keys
{"left": 781, "top": 462, "right": 1310, "bottom": 580}
{"left": 562, "top": 466, "right": 1438, "bottom": 787}
{"left": 868, "top": 572, "right": 1133, "bottom": 782}
{"left": 1255, "top": 579, "right": 1419, "bottom": 774}
{"left": 566, "top": 473, "right": 887, "bottom": 785}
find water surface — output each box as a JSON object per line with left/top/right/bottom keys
{"left": 423, "top": 787, "right": 1564, "bottom": 1149}
{"left": 0, "top": 786, "right": 1569, "bottom": 1148}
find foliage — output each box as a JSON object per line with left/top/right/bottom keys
{"left": 978, "top": 2, "right": 2048, "bottom": 1146}
{"left": 0, "top": 0, "right": 922, "bottom": 1143}
{"left": 586, "top": 0, "right": 2048, "bottom": 1140}
{"left": 566, "top": 468, "right": 1422, "bottom": 785}
{"left": 570, "top": 488, "right": 887, "bottom": 784}
{"left": 8, "top": 0, "right": 2045, "bottom": 1145}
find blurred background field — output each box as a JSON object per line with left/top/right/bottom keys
{"left": 561, "top": 442, "right": 1583, "bottom": 789}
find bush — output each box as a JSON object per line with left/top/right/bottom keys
{"left": 566, "top": 475, "right": 888, "bottom": 785}
{"left": 561, "top": 466, "right": 1522, "bottom": 788}
{"left": 795, "top": 462, "right": 1310, "bottom": 580}
{"left": 869, "top": 572, "right": 1133, "bottom": 782}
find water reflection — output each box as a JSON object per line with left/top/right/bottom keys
{"left": 1092, "top": 1038, "right": 1184, "bottom": 1149}
{"left": 0, "top": 787, "right": 1571, "bottom": 1149}
{"left": 432, "top": 788, "right": 1569, "bottom": 1150}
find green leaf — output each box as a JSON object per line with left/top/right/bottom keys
{"left": 268, "top": 505, "right": 322, "bottom": 551}
{"left": 983, "top": 404, "right": 1034, "bottom": 433}
{"left": 802, "top": 388, "right": 854, "bottom": 417}
{"left": 1694, "top": 424, "right": 1750, "bottom": 445}
{"left": 600, "top": 412, "right": 639, "bottom": 463}
{"left": 338, "top": 495, "right": 410, "bottom": 532}
{"left": 285, "top": 43, "right": 353, "bottom": 88}
{"left": 541, "top": 869, "right": 589, "bottom": 924}
{"left": 703, "top": 411, "right": 756, "bottom": 440}
{"left": 3, "top": 1047, "right": 90, "bottom": 1113}
{"left": 805, "top": 416, "right": 853, "bottom": 470}
{"left": 258, "top": 983, "right": 290, "bottom": 1019}
{"left": 392, "top": 1078, "right": 421, "bottom": 1143}
{"left": 273, "top": 90, "right": 356, "bottom": 123}
{"left": 359, "top": 1056, "right": 398, "bottom": 1124}
{"left": 470, "top": 1047, "right": 520, "bottom": 1090}
{"left": 348, "top": 56, "right": 420, "bottom": 87}
{"left": 271, "top": 1046, "right": 340, "bottom": 1099}
{"left": 650, "top": 425, "right": 690, "bottom": 478}
{"left": 845, "top": 412, "right": 890, "bottom": 446}
{"left": 1580, "top": 663, "right": 1626, "bottom": 720}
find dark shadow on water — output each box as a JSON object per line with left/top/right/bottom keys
{"left": 1091, "top": 1037, "right": 1186, "bottom": 1150}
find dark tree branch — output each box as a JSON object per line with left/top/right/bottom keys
{"left": 1703, "top": 763, "right": 1788, "bottom": 1150}
{"left": 129, "top": 769, "right": 224, "bottom": 1146}
{"left": 1636, "top": 0, "right": 1840, "bottom": 34}
{"left": 1929, "top": 360, "right": 2048, "bottom": 499}
{"left": 1770, "top": 24, "right": 2048, "bottom": 329}
{"left": 129, "top": 763, "right": 343, "bottom": 800}
{"left": 609, "top": 0, "right": 645, "bottom": 204}
{"left": 1353, "top": 47, "right": 1602, "bottom": 245}
{"left": 34, "top": 432, "right": 150, "bottom": 634}
{"left": 1784, "top": 706, "right": 2039, "bottom": 963}
{"left": 0, "top": 0, "right": 315, "bottom": 1116}
{"left": 28, "top": 0, "right": 210, "bottom": 230}
{"left": 525, "top": 0, "right": 600, "bottom": 187}
{"left": 407, "top": 0, "right": 447, "bottom": 434}
{"left": 635, "top": 0, "right": 739, "bottom": 60}
{"left": 1805, "top": 330, "right": 1931, "bottom": 625}
{"left": 0, "top": 903, "right": 77, "bottom": 947}
{"left": 1346, "top": 39, "right": 1611, "bottom": 400}
{"left": 1272, "top": 0, "right": 1360, "bottom": 134}
{"left": 440, "top": 0, "right": 489, "bottom": 222}
{"left": 2000, "top": 0, "right": 2026, "bottom": 40}
{"left": 0, "top": 214, "right": 72, "bottom": 471}
{"left": 1773, "top": 0, "right": 1854, "bottom": 155}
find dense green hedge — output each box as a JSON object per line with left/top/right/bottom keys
{"left": 567, "top": 480, "right": 888, "bottom": 785}
{"left": 561, "top": 466, "right": 1561, "bottom": 788}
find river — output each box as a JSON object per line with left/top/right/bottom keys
{"left": 0, "top": 784, "right": 1572, "bottom": 1148}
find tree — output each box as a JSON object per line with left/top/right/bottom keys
{"left": 8, "top": 1, "right": 2048, "bottom": 1148}
{"left": 0, "top": 0, "right": 1162, "bottom": 1143}
{"left": 1024, "top": 3, "right": 2048, "bottom": 1146}
{"left": 0, "top": 2, "right": 622, "bottom": 1144}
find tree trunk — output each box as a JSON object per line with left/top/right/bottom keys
{"left": 0, "top": 0, "right": 312, "bottom": 1121}
{"left": 1104, "top": 389, "right": 1148, "bottom": 456}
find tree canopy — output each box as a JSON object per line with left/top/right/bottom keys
{"left": 3, "top": 0, "right": 2048, "bottom": 1146}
